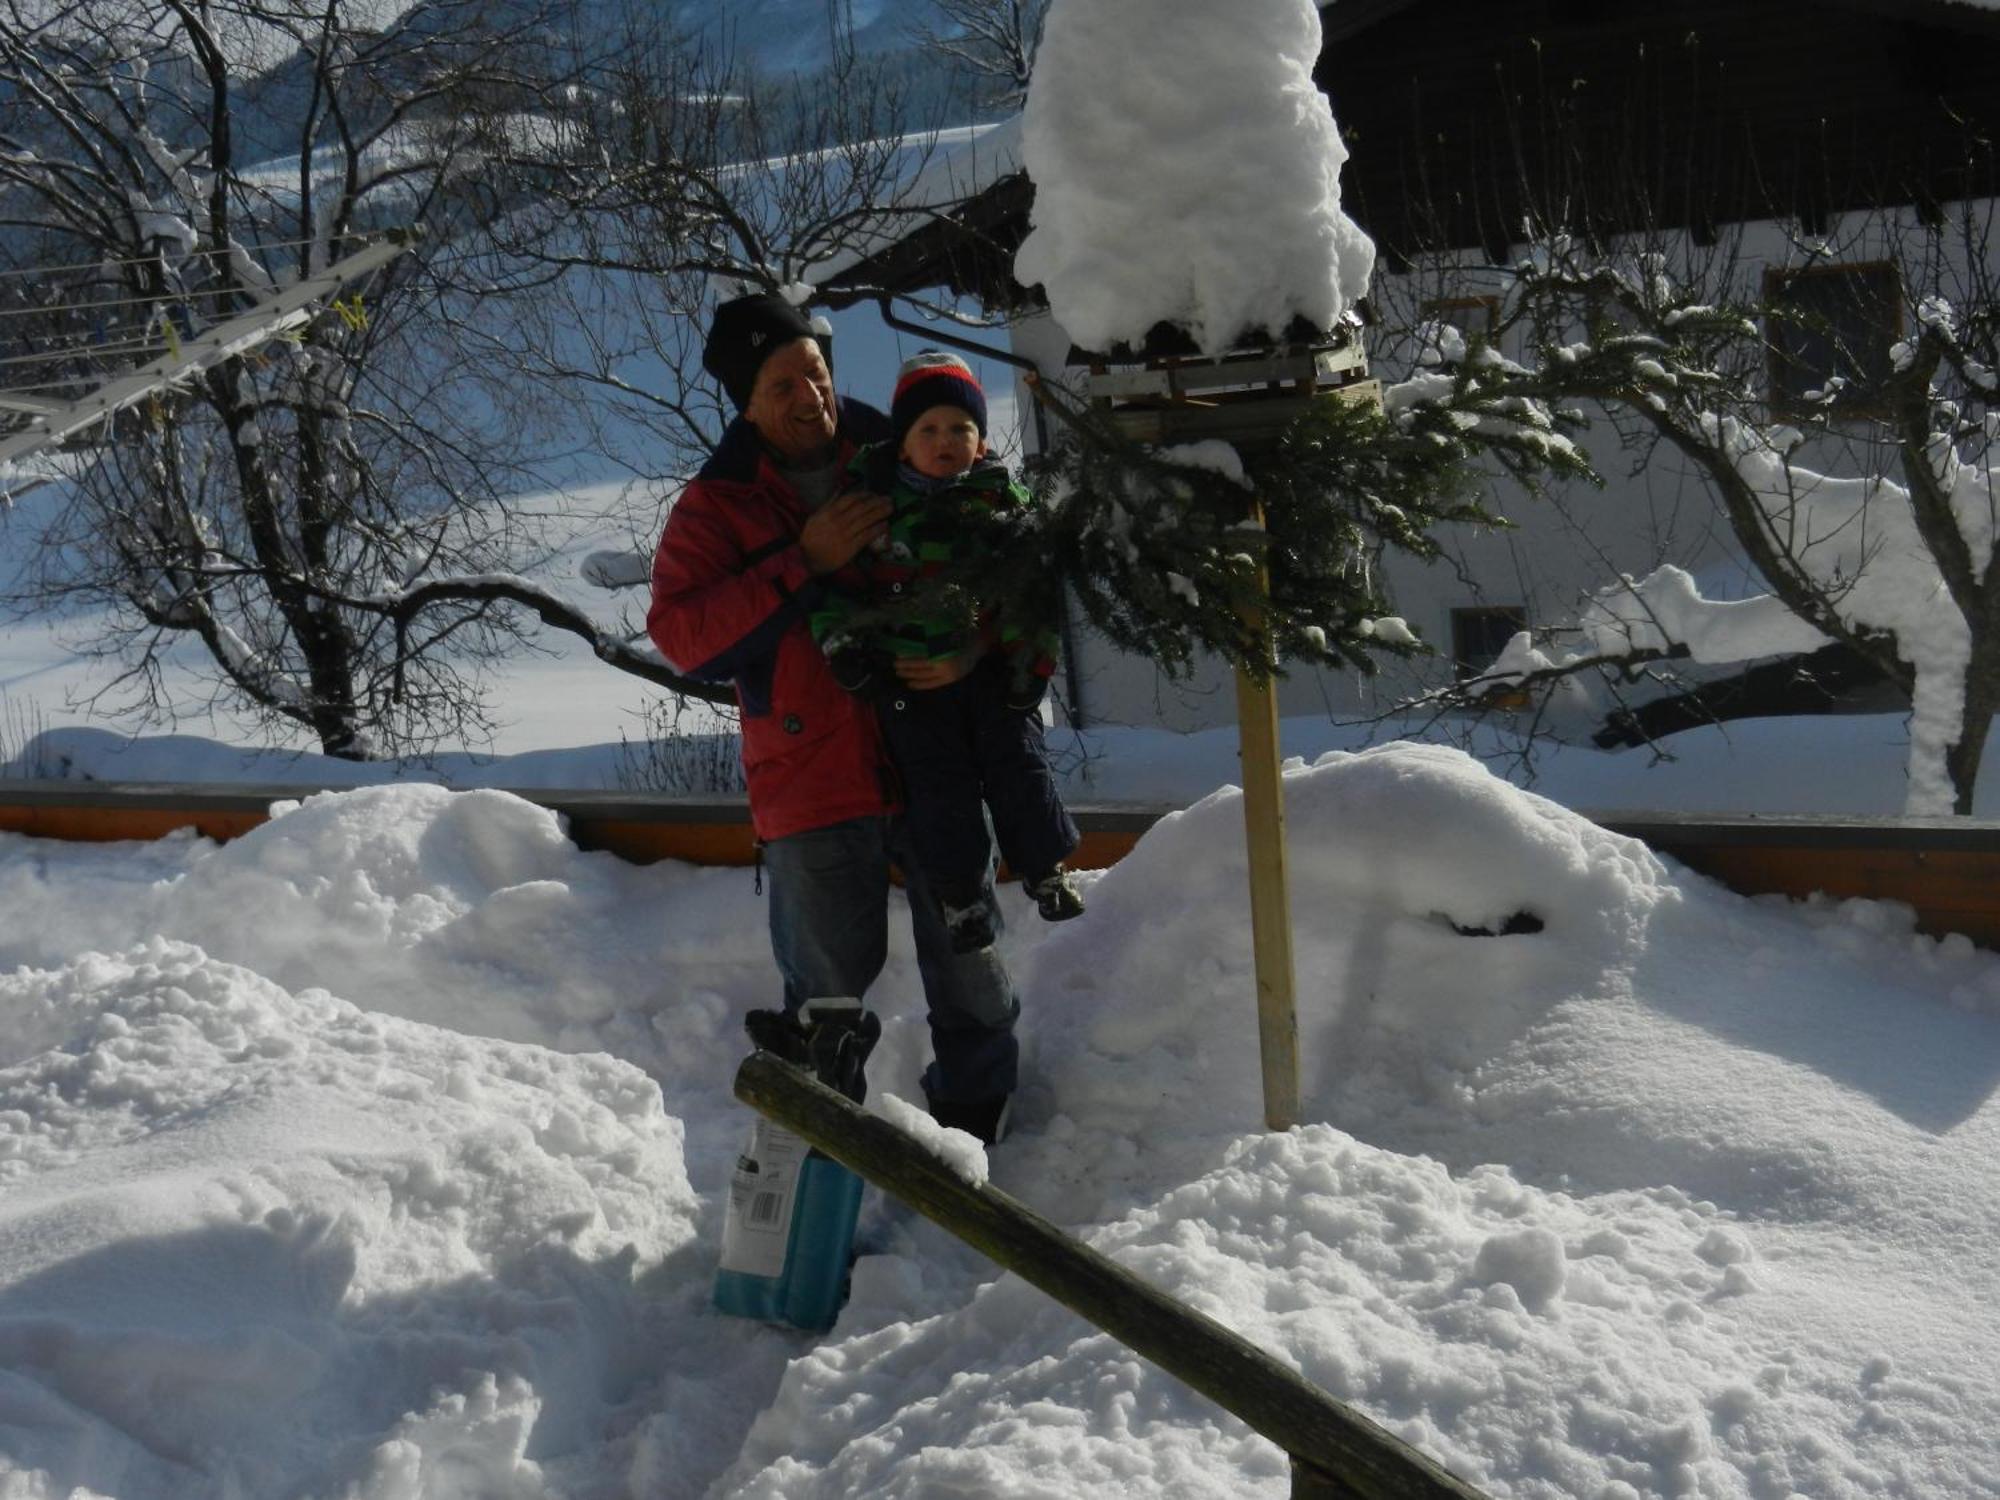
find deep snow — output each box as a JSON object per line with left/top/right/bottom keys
{"left": 2, "top": 743, "right": 1998, "bottom": 1498}
{"left": 1014, "top": 0, "right": 1373, "bottom": 356}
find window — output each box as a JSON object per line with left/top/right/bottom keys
{"left": 1451, "top": 605, "right": 1528, "bottom": 683}
{"left": 1421, "top": 295, "right": 1500, "bottom": 339}
{"left": 1764, "top": 262, "right": 1902, "bottom": 416}
{"left": 1451, "top": 605, "right": 1530, "bottom": 709}
{"left": 1418, "top": 295, "right": 1500, "bottom": 360}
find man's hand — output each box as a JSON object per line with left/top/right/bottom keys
{"left": 893, "top": 650, "right": 981, "bottom": 691}
{"left": 800, "top": 490, "right": 891, "bottom": 575}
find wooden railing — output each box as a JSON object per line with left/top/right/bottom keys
{"left": 735, "top": 1051, "right": 1491, "bottom": 1500}
{"left": 5, "top": 780, "right": 2000, "bottom": 946}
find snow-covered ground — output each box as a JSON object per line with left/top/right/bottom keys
{"left": 3, "top": 740, "right": 1999, "bottom": 1499}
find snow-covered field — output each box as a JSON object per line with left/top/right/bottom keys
{"left": 2, "top": 743, "right": 1998, "bottom": 1498}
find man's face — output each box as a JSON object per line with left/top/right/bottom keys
{"left": 900, "top": 404, "right": 986, "bottom": 480}
{"left": 743, "top": 337, "right": 837, "bottom": 463}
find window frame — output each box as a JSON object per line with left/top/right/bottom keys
{"left": 1419, "top": 293, "right": 1501, "bottom": 344}
{"left": 1449, "top": 604, "right": 1530, "bottom": 707}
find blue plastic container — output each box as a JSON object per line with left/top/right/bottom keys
{"left": 713, "top": 1115, "right": 865, "bottom": 1332}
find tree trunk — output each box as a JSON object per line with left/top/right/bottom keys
{"left": 1948, "top": 651, "right": 2000, "bottom": 816}
{"left": 313, "top": 707, "right": 370, "bottom": 761}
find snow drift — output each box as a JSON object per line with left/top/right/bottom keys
{"left": 1, "top": 747, "right": 1997, "bottom": 1496}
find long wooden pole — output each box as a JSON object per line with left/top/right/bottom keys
{"left": 734, "top": 1051, "right": 1490, "bottom": 1500}
{"left": 1236, "top": 497, "right": 1301, "bottom": 1131}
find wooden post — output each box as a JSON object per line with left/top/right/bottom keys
{"left": 1236, "top": 496, "right": 1301, "bottom": 1131}
{"left": 734, "top": 1051, "right": 1491, "bottom": 1500}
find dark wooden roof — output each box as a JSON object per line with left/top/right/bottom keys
{"left": 1323, "top": 0, "right": 2000, "bottom": 262}
{"left": 828, "top": 0, "right": 2000, "bottom": 302}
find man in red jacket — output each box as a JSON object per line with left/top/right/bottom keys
{"left": 648, "top": 292, "right": 1020, "bottom": 1144}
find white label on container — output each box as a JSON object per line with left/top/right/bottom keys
{"left": 718, "top": 1116, "right": 807, "bottom": 1279}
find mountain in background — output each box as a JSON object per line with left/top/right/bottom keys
{"left": 217, "top": 0, "right": 998, "bottom": 159}
{"left": 7, "top": 0, "right": 975, "bottom": 131}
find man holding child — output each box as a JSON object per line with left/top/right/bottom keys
{"left": 648, "top": 292, "right": 1076, "bottom": 1145}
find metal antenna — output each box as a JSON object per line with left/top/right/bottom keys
{"left": 0, "top": 229, "right": 420, "bottom": 483}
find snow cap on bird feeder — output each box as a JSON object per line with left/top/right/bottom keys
{"left": 1013, "top": 0, "right": 1375, "bottom": 362}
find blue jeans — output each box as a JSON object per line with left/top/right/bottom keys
{"left": 763, "top": 814, "right": 1019, "bottom": 1106}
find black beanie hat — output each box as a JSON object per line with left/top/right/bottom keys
{"left": 890, "top": 350, "right": 987, "bottom": 449}
{"left": 703, "top": 292, "right": 821, "bottom": 410}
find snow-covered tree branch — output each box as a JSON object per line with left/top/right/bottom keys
{"left": 1006, "top": 353, "right": 1592, "bottom": 683}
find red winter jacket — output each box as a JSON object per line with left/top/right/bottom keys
{"left": 648, "top": 398, "right": 900, "bottom": 841}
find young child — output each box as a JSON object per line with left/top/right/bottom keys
{"left": 810, "top": 351, "right": 1084, "bottom": 953}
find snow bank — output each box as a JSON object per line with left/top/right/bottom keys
{"left": 1007, "top": 743, "right": 1676, "bottom": 1159}
{"left": 720, "top": 745, "right": 2000, "bottom": 1497}
{"left": 0, "top": 939, "right": 695, "bottom": 1500}
{"left": 0, "top": 782, "right": 758, "bottom": 1052}
{"left": 1511, "top": 410, "right": 2000, "bottom": 818}
{"left": 1014, "top": 0, "right": 1374, "bottom": 356}
{"left": 3, "top": 747, "right": 1999, "bottom": 1496}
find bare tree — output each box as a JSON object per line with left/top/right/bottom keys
{"left": 910, "top": 0, "right": 1045, "bottom": 112}
{"left": 0, "top": 0, "right": 729, "bottom": 758}
{"left": 460, "top": 18, "right": 974, "bottom": 479}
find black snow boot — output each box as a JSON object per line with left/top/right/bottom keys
{"left": 744, "top": 998, "right": 881, "bottom": 1104}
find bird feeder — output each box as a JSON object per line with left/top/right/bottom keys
{"left": 1078, "top": 311, "right": 1378, "bottom": 455}
{"left": 1070, "top": 314, "right": 1376, "bottom": 1132}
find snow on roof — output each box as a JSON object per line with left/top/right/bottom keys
{"left": 1014, "top": 0, "right": 1374, "bottom": 356}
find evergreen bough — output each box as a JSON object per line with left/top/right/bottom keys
{"left": 826, "top": 336, "right": 1594, "bottom": 687}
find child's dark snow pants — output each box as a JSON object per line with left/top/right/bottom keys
{"left": 878, "top": 657, "right": 1079, "bottom": 908}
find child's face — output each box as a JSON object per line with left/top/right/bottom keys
{"left": 901, "top": 404, "right": 987, "bottom": 479}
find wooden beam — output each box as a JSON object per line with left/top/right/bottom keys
{"left": 1234, "top": 496, "right": 1302, "bottom": 1133}
{"left": 8, "top": 782, "right": 2000, "bottom": 948}
{"left": 734, "top": 1050, "right": 1490, "bottom": 1500}
{"left": 1236, "top": 656, "right": 1300, "bottom": 1132}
